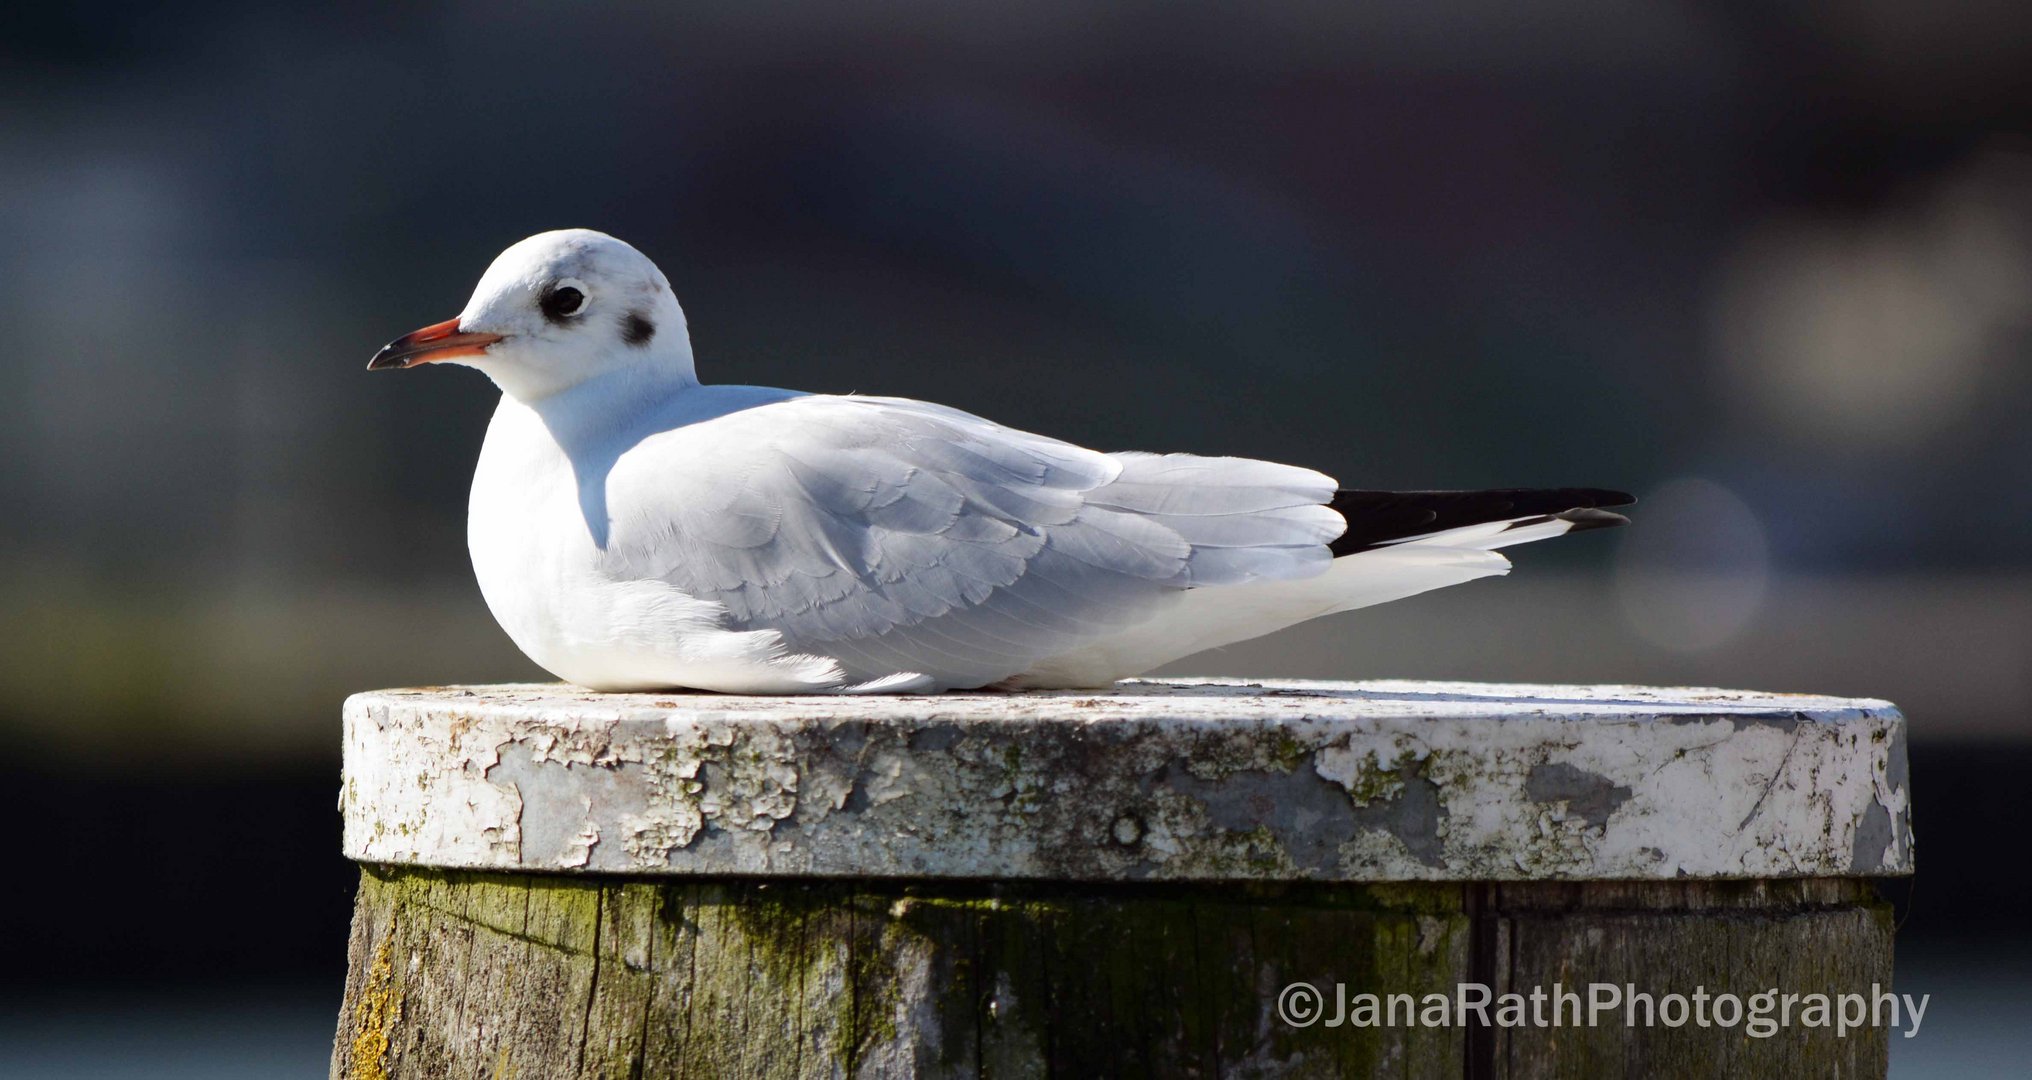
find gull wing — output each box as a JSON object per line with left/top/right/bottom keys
{"left": 599, "top": 394, "right": 1343, "bottom": 688}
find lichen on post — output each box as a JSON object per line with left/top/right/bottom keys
{"left": 330, "top": 678, "right": 1913, "bottom": 1078}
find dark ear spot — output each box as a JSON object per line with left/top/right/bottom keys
{"left": 622, "top": 311, "right": 656, "bottom": 347}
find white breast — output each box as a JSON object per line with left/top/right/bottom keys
{"left": 467, "top": 397, "right": 588, "bottom": 670}
{"left": 466, "top": 393, "right": 847, "bottom": 693}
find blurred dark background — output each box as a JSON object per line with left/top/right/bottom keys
{"left": 2, "top": 3, "right": 2027, "bottom": 1076}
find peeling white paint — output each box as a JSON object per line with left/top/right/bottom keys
{"left": 558, "top": 816, "right": 599, "bottom": 869}
{"left": 340, "top": 679, "right": 1914, "bottom": 882}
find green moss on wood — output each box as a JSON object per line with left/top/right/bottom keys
{"left": 332, "top": 867, "right": 1892, "bottom": 1079}
{"left": 347, "top": 935, "right": 399, "bottom": 1080}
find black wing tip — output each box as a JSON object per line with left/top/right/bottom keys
{"left": 1325, "top": 486, "right": 1636, "bottom": 555}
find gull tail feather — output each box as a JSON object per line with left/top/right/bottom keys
{"left": 1003, "top": 489, "right": 1631, "bottom": 689}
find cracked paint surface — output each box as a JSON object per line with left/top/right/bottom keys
{"left": 340, "top": 679, "right": 1914, "bottom": 881}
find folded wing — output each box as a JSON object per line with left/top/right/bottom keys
{"left": 599, "top": 394, "right": 1345, "bottom": 689}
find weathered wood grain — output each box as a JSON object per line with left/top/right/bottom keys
{"left": 332, "top": 867, "right": 1472, "bottom": 1078}
{"left": 331, "top": 869, "right": 1892, "bottom": 1079}
{"left": 1487, "top": 881, "right": 1893, "bottom": 1079}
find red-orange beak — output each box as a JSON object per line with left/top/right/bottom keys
{"left": 367, "top": 317, "right": 505, "bottom": 370}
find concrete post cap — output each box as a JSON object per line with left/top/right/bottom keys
{"left": 341, "top": 678, "right": 1912, "bottom": 882}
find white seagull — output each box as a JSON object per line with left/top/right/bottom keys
{"left": 370, "top": 229, "right": 1631, "bottom": 694}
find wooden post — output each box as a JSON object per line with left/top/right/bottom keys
{"left": 332, "top": 679, "right": 1913, "bottom": 1078}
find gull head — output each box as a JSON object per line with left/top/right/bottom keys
{"left": 368, "top": 229, "right": 695, "bottom": 401}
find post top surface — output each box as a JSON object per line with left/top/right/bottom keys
{"left": 342, "top": 678, "right": 1911, "bottom": 883}
{"left": 352, "top": 677, "right": 1896, "bottom": 724}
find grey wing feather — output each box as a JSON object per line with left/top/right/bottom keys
{"left": 601, "top": 395, "right": 1341, "bottom": 686}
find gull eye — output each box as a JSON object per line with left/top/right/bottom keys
{"left": 540, "top": 280, "right": 588, "bottom": 321}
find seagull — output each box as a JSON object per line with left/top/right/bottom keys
{"left": 370, "top": 229, "right": 1632, "bottom": 694}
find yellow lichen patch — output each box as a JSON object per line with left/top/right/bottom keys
{"left": 349, "top": 934, "right": 403, "bottom": 1080}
